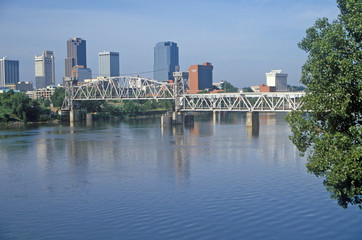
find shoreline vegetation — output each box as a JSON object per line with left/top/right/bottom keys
{"left": 0, "top": 89, "right": 174, "bottom": 127}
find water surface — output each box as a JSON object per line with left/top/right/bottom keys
{"left": 0, "top": 113, "right": 360, "bottom": 239}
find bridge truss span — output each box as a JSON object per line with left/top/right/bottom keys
{"left": 62, "top": 75, "right": 305, "bottom": 112}
{"left": 178, "top": 92, "right": 305, "bottom": 112}
{"left": 62, "top": 76, "right": 176, "bottom": 110}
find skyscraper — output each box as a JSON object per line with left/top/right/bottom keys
{"left": 98, "top": 51, "right": 120, "bottom": 77}
{"left": 0, "top": 57, "right": 19, "bottom": 87}
{"left": 153, "top": 41, "right": 179, "bottom": 81}
{"left": 35, "top": 50, "right": 55, "bottom": 89}
{"left": 65, "top": 38, "right": 86, "bottom": 77}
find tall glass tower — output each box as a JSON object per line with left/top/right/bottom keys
{"left": 98, "top": 51, "right": 120, "bottom": 77}
{"left": 153, "top": 41, "right": 179, "bottom": 81}
{"left": 65, "top": 38, "right": 86, "bottom": 77}
{"left": 0, "top": 57, "right": 19, "bottom": 87}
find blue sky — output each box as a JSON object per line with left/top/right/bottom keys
{"left": 0, "top": 0, "right": 339, "bottom": 87}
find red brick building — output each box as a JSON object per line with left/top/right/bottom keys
{"left": 188, "top": 62, "right": 213, "bottom": 93}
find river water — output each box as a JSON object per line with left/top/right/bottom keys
{"left": 0, "top": 113, "right": 360, "bottom": 239}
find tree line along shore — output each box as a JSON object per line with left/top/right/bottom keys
{"left": 0, "top": 88, "right": 174, "bottom": 125}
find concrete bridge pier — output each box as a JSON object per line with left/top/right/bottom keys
{"left": 213, "top": 110, "right": 221, "bottom": 124}
{"left": 246, "top": 112, "right": 259, "bottom": 128}
{"left": 59, "top": 110, "right": 70, "bottom": 122}
{"left": 86, "top": 113, "right": 93, "bottom": 126}
{"left": 246, "top": 112, "right": 260, "bottom": 137}
{"left": 161, "top": 114, "right": 172, "bottom": 126}
{"left": 70, "top": 110, "right": 81, "bottom": 122}
{"left": 172, "top": 111, "right": 183, "bottom": 125}
{"left": 184, "top": 114, "right": 194, "bottom": 127}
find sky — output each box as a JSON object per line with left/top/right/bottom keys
{"left": 0, "top": 0, "right": 340, "bottom": 87}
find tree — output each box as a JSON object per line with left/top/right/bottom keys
{"left": 287, "top": 85, "right": 306, "bottom": 92}
{"left": 221, "top": 81, "right": 238, "bottom": 92}
{"left": 241, "top": 87, "right": 253, "bottom": 92}
{"left": 286, "top": 0, "right": 361, "bottom": 208}
{"left": 50, "top": 87, "right": 65, "bottom": 107}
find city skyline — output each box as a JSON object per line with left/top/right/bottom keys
{"left": 0, "top": 0, "right": 339, "bottom": 87}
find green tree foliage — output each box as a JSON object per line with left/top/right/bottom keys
{"left": 287, "top": 85, "right": 306, "bottom": 92}
{"left": 286, "top": 0, "right": 361, "bottom": 208}
{"left": 221, "top": 81, "right": 239, "bottom": 92}
{"left": 50, "top": 87, "right": 65, "bottom": 107}
{"left": 123, "top": 101, "right": 141, "bottom": 117}
{"left": 157, "top": 99, "right": 174, "bottom": 111}
{"left": 79, "top": 100, "right": 104, "bottom": 113}
{"left": 241, "top": 87, "right": 253, "bottom": 92}
{"left": 0, "top": 90, "right": 42, "bottom": 122}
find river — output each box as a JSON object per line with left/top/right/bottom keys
{"left": 0, "top": 113, "right": 360, "bottom": 239}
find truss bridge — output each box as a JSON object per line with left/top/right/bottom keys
{"left": 62, "top": 74, "right": 305, "bottom": 113}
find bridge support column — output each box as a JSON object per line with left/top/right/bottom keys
{"left": 184, "top": 114, "right": 194, "bottom": 127}
{"left": 59, "top": 110, "right": 70, "bottom": 122}
{"left": 246, "top": 112, "right": 259, "bottom": 137}
{"left": 246, "top": 112, "right": 259, "bottom": 128}
{"left": 172, "top": 111, "right": 183, "bottom": 125}
{"left": 213, "top": 110, "right": 221, "bottom": 124}
{"left": 161, "top": 114, "right": 172, "bottom": 126}
{"left": 70, "top": 110, "right": 81, "bottom": 122}
{"left": 86, "top": 113, "right": 93, "bottom": 126}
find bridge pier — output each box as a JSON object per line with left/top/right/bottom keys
{"left": 213, "top": 110, "right": 221, "bottom": 124}
{"left": 246, "top": 112, "right": 259, "bottom": 136}
{"left": 246, "top": 112, "right": 259, "bottom": 128}
{"left": 59, "top": 110, "right": 70, "bottom": 122}
{"left": 184, "top": 114, "right": 194, "bottom": 127}
{"left": 172, "top": 112, "right": 183, "bottom": 125}
{"left": 161, "top": 114, "right": 172, "bottom": 126}
{"left": 86, "top": 113, "right": 93, "bottom": 126}
{"left": 70, "top": 110, "right": 81, "bottom": 122}
{"left": 161, "top": 112, "right": 194, "bottom": 127}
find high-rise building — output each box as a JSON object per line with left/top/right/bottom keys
{"left": 65, "top": 38, "right": 87, "bottom": 77}
{"left": 98, "top": 51, "right": 120, "bottom": 77}
{"left": 188, "top": 62, "right": 213, "bottom": 93}
{"left": 153, "top": 41, "right": 179, "bottom": 81}
{"left": 0, "top": 57, "right": 19, "bottom": 87}
{"left": 266, "top": 70, "right": 288, "bottom": 92}
{"left": 35, "top": 50, "right": 55, "bottom": 89}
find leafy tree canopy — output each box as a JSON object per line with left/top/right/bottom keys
{"left": 286, "top": 0, "right": 361, "bottom": 208}
{"left": 50, "top": 87, "right": 65, "bottom": 107}
{"left": 241, "top": 87, "right": 253, "bottom": 92}
{"left": 221, "top": 81, "right": 239, "bottom": 93}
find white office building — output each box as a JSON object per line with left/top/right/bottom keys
{"left": 266, "top": 70, "right": 288, "bottom": 92}
{"left": 98, "top": 51, "right": 120, "bottom": 77}
{"left": 35, "top": 51, "right": 55, "bottom": 89}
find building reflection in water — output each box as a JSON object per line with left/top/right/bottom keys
{"left": 160, "top": 125, "right": 190, "bottom": 185}
{"left": 0, "top": 112, "right": 302, "bottom": 191}
{"left": 257, "top": 113, "right": 300, "bottom": 164}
